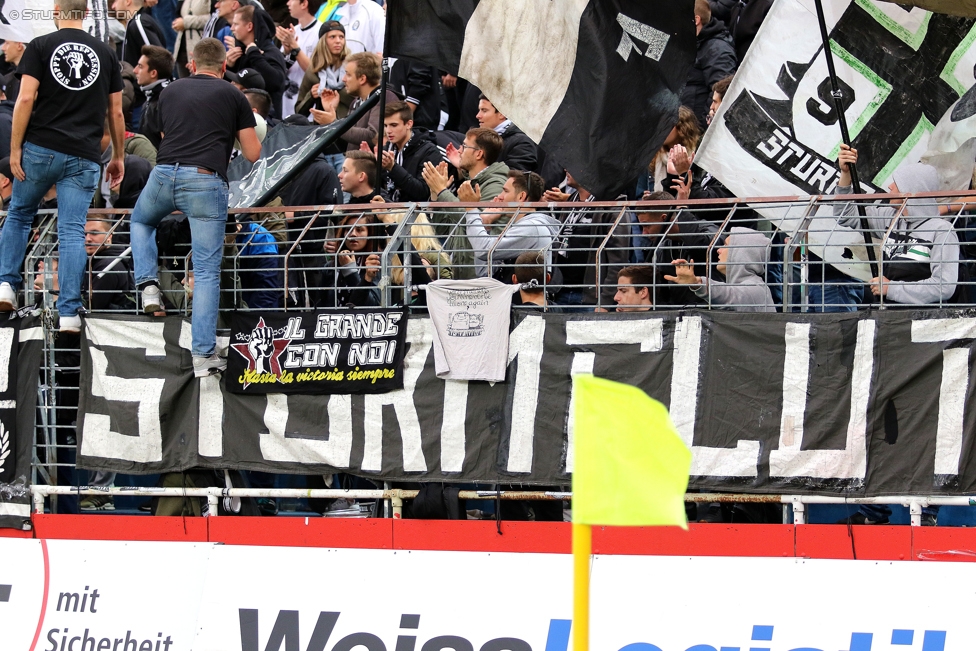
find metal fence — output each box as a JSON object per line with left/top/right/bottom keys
{"left": 20, "top": 189, "right": 976, "bottom": 521}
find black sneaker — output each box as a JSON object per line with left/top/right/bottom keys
{"left": 921, "top": 513, "right": 938, "bottom": 527}
{"left": 836, "top": 512, "right": 889, "bottom": 525}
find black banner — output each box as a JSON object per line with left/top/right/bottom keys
{"left": 77, "top": 310, "right": 976, "bottom": 497}
{"left": 227, "top": 310, "right": 409, "bottom": 395}
{"left": 0, "top": 316, "right": 43, "bottom": 530}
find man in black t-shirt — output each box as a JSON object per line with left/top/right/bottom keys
{"left": 0, "top": 0, "right": 125, "bottom": 333}
{"left": 130, "top": 37, "right": 260, "bottom": 377}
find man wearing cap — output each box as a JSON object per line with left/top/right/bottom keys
{"left": 225, "top": 5, "right": 287, "bottom": 118}
{"left": 130, "top": 38, "right": 261, "bottom": 377}
{"left": 226, "top": 67, "right": 266, "bottom": 92}
{"left": 0, "top": 0, "right": 125, "bottom": 333}
{"left": 276, "top": 0, "right": 322, "bottom": 118}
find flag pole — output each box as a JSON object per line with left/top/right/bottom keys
{"left": 572, "top": 523, "right": 591, "bottom": 651}
{"left": 812, "top": 0, "right": 879, "bottom": 279}
{"left": 376, "top": 4, "right": 391, "bottom": 192}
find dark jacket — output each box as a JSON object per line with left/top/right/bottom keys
{"left": 341, "top": 88, "right": 401, "bottom": 152}
{"left": 680, "top": 18, "right": 737, "bottom": 129}
{"left": 552, "top": 192, "right": 631, "bottom": 306}
{"left": 499, "top": 122, "right": 538, "bottom": 173}
{"left": 708, "top": 0, "right": 737, "bottom": 24}
{"left": 0, "top": 101, "right": 11, "bottom": 162}
{"left": 138, "top": 79, "right": 168, "bottom": 149}
{"left": 729, "top": 0, "right": 772, "bottom": 63}
{"left": 230, "top": 44, "right": 288, "bottom": 119}
{"left": 121, "top": 10, "right": 166, "bottom": 67}
{"left": 83, "top": 245, "right": 136, "bottom": 312}
{"left": 389, "top": 59, "right": 442, "bottom": 131}
{"left": 665, "top": 165, "right": 759, "bottom": 230}
{"left": 386, "top": 128, "right": 445, "bottom": 202}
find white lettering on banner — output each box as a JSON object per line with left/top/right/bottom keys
{"left": 259, "top": 393, "right": 353, "bottom": 466}
{"left": 363, "top": 320, "right": 430, "bottom": 472}
{"left": 506, "top": 315, "right": 546, "bottom": 473}
{"left": 911, "top": 319, "right": 976, "bottom": 476}
{"left": 182, "top": 321, "right": 223, "bottom": 457}
{"left": 0, "top": 327, "right": 13, "bottom": 393}
{"left": 199, "top": 375, "right": 224, "bottom": 457}
{"left": 616, "top": 13, "right": 670, "bottom": 62}
{"left": 81, "top": 321, "right": 166, "bottom": 462}
{"left": 770, "top": 320, "right": 874, "bottom": 479}
{"left": 670, "top": 316, "right": 760, "bottom": 477}
{"left": 441, "top": 380, "right": 468, "bottom": 473}
{"left": 564, "top": 319, "right": 663, "bottom": 473}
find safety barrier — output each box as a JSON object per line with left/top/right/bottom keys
{"left": 20, "top": 190, "right": 976, "bottom": 519}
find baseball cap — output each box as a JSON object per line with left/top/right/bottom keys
{"left": 319, "top": 20, "right": 344, "bottom": 39}
{"left": 0, "top": 157, "right": 11, "bottom": 181}
{"left": 225, "top": 67, "right": 266, "bottom": 90}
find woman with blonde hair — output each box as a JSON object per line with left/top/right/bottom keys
{"left": 296, "top": 21, "right": 352, "bottom": 174}
{"left": 637, "top": 106, "right": 701, "bottom": 195}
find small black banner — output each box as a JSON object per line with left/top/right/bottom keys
{"left": 226, "top": 309, "right": 409, "bottom": 395}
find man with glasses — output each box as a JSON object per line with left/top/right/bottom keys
{"left": 421, "top": 127, "right": 510, "bottom": 279}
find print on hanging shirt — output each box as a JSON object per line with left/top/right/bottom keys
{"left": 445, "top": 287, "right": 490, "bottom": 338}
{"left": 50, "top": 42, "right": 100, "bottom": 90}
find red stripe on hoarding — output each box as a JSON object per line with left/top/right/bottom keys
{"left": 209, "top": 516, "right": 394, "bottom": 548}
{"left": 392, "top": 520, "right": 570, "bottom": 553}
{"left": 32, "top": 514, "right": 209, "bottom": 542}
{"left": 795, "top": 525, "right": 913, "bottom": 561}
{"left": 592, "top": 524, "right": 795, "bottom": 557}
{"left": 17, "top": 515, "right": 976, "bottom": 561}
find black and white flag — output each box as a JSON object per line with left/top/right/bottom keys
{"left": 695, "top": 0, "right": 976, "bottom": 279}
{"left": 0, "top": 317, "right": 43, "bottom": 531}
{"left": 387, "top": 0, "right": 697, "bottom": 198}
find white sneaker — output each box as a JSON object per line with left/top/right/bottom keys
{"left": 193, "top": 354, "right": 227, "bottom": 378}
{"left": 0, "top": 282, "right": 16, "bottom": 311}
{"left": 60, "top": 314, "right": 82, "bottom": 333}
{"left": 142, "top": 284, "right": 162, "bottom": 314}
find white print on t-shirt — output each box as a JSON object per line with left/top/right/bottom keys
{"left": 50, "top": 43, "right": 100, "bottom": 90}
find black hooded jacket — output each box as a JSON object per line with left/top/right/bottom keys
{"left": 386, "top": 128, "right": 445, "bottom": 202}
{"left": 499, "top": 122, "right": 538, "bottom": 173}
{"left": 680, "top": 18, "right": 737, "bottom": 129}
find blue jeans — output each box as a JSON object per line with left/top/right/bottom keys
{"left": 0, "top": 143, "right": 100, "bottom": 317}
{"left": 131, "top": 164, "right": 228, "bottom": 357}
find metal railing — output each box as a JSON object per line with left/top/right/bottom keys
{"left": 18, "top": 189, "right": 976, "bottom": 520}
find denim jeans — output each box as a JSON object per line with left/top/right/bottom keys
{"left": 131, "top": 164, "right": 228, "bottom": 357}
{"left": 0, "top": 142, "right": 100, "bottom": 318}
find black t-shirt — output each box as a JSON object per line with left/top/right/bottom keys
{"left": 19, "top": 28, "right": 124, "bottom": 163}
{"left": 156, "top": 75, "right": 256, "bottom": 180}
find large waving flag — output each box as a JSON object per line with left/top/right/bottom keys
{"left": 387, "top": 0, "right": 696, "bottom": 198}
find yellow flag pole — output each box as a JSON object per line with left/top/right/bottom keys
{"left": 572, "top": 522, "right": 591, "bottom": 651}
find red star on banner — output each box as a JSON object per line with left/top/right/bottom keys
{"left": 231, "top": 317, "right": 291, "bottom": 388}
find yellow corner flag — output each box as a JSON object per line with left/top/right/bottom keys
{"left": 572, "top": 374, "right": 692, "bottom": 527}
{"left": 571, "top": 375, "right": 692, "bottom": 651}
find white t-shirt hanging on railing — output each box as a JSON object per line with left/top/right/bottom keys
{"left": 425, "top": 278, "right": 519, "bottom": 382}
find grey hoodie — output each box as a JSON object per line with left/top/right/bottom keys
{"left": 692, "top": 227, "right": 775, "bottom": 312}
{"left": 427, "top": 161, "right": 512, "bottom": 279}
{"left": 834, "top": 163, "right": 959, "bottom": 304}
{"left": 464, "top": 210, "right": 562, "bottom": 278}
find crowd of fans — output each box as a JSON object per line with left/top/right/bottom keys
{"left": 3, "top": 0, "right": 969, "bottom": 524}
